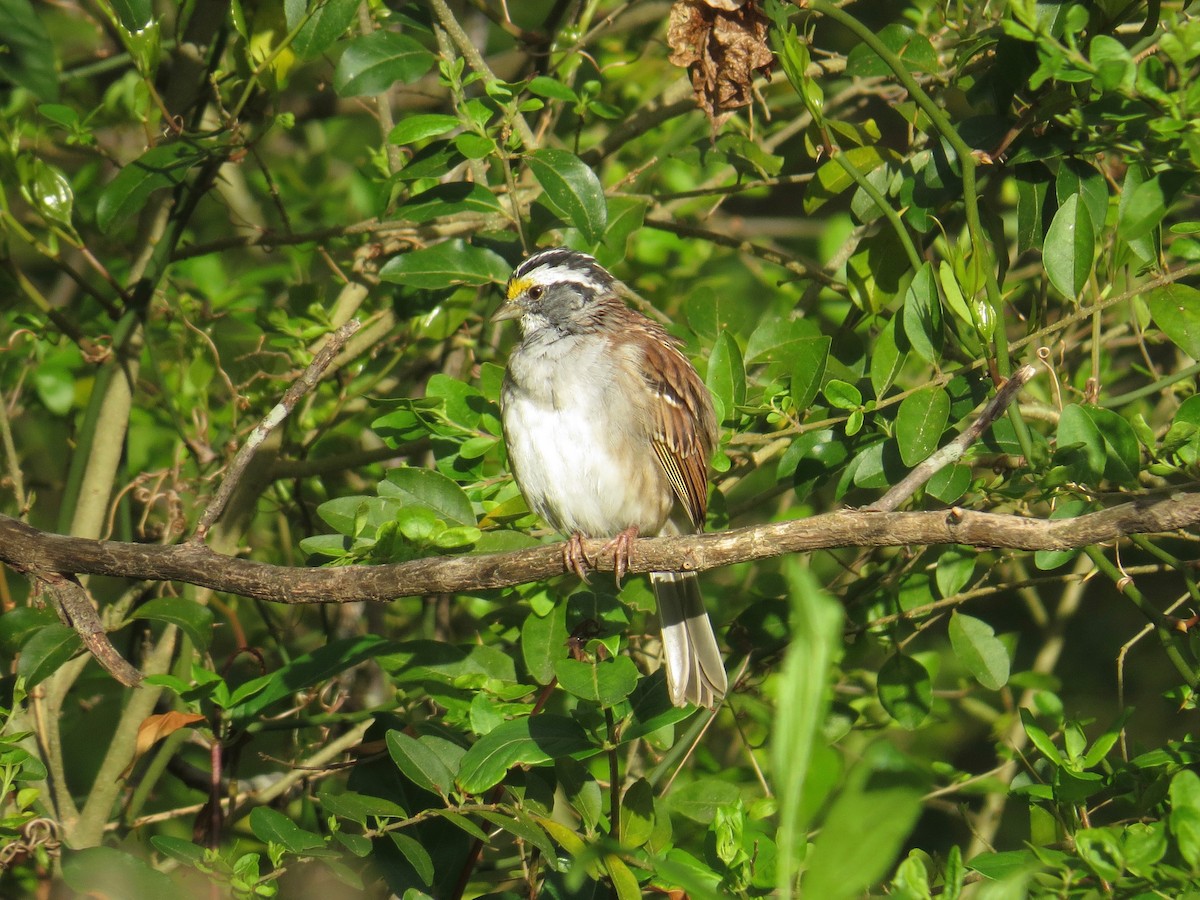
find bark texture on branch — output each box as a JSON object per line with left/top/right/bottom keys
{"left": 2, "top": 491, "right": 1197, "bottom": 605}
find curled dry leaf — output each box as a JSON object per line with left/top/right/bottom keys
{"left": 667, "top": 0, "right": 774, "bottom": 127}
{"left": 121, "top": 710, "right": 207, "bottom": 778}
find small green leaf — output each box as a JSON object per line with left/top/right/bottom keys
{"left": 386, "top": 731, "right": 456, "bottom": 797}
{"left": 1074, "top": 828, "right": 1124, "bottom": 882}
{"left": 948, "top": 612, "right": 1010, "bottom": 690}
{"left": 895, "top": 385, "right": 949, "bottom": 466}
{"left": 130, "top": 597, "right": 215, "bottom": 650}
{"left": 1057, "top": 403, "right": 1106, "bottom": 485}
{"left": 292, "top": 0, "right": 358, "bottom": 59}
{"left": 388, "top": 113, "right": 461, "bottom": 146}
{"left": 526, "top": 75, "right": 577, "bottom": 102}
{"left": 746, "top": 316, "right": 823, "bottom": 363}
{"left": 902, "top": 264, "right": 943, "bottom": 365}
{"left": 380, "top": 466, "right": 476, "bottom": 526}
{"left": 553, "top": 656, "right": 640, "bottom": 708}
{"left": 1020, "top": 709, "right": 1065, "bottom": 766}
{"left": 390, "top": 833, "right": 434, "bottom": 885}
{"left": 669, "top": 777, "right": 742, "bottom": 823}
{"left": 0, "top": 0, "right": 59, "bottom": 100}
{"left": 791, "top": 336, "right": 832, "bottom": 412}
{"left": 457, "top": 715, "right": 591, "bottom": 794}
{"left": 1042, "top": 193, "right": 1095, "bottom": 298}
{"left": 1148, "top": 284, "right": 1200, "bottom": 359}
{"left": 527, "top": 148, "right": 607, "bottom": 242}
{"left": 1170, "top": 769, "right": 1200, "bottom": 869}
{"left": 97, "top": 143, "right": 206, "bottom": 231}
{"left": 248, "top": 807, "right": 325, "bottom": 853}
{"left": 378, "top": 240, "right": 510, "bottom": 289}
{"left": 877, "top": 653, "right": 932, "bottom": 730}
{"left": 18, "top": 624, "right": 81, "bottom": 688}
{"left": 823, "top": 379, "right": 862, "bottom": 410}
{"left": 521, "top": 604, "right": 568, "bottom": 686}
{"left": 333, "top": 31, "right": 434, "bottom": 98}
{"left": 706, "top": 330, "right": 746, "bottom": 421}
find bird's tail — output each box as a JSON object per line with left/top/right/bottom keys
{"left": 651, "top": 570, "right": 726, "bottom": 708}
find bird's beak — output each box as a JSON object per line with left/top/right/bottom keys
{"left": 492, "top": 300, "right": 524, "bottom": 322}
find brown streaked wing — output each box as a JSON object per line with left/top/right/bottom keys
{"left": 636, "top": 323, "right": 717, "bottom": 531}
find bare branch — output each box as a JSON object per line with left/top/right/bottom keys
{"left": 870, "top": 365, "right": 1039, "bottom": 513}
{"left": 3, "top": 493, "right": 1199, "bottom": 606}
{"left": 191, "top": 321, "right": 362, "bottom": 542}
{"left": 39, "top": 573, "right": 143, "bottom": 687}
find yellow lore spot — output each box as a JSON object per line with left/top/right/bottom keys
{"left": 506, "top": 276, "right": 533, "bottom": 301}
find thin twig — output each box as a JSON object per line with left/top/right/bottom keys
{"left": 38, "top": 572, "right": 143, "bottom": 686}
{"left": 869, "top": 365, "right": 1038, "bottom": 513}
{"left": 191, "top": 321, "right": 361, "bottom": 542}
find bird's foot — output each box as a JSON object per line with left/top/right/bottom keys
{"left": 564, "top": 532, "right": 592, "bottom": 583}
{"left": 600, "top": 526, "right": 639, "bottom": 588}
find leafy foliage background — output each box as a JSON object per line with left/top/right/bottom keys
{"left": 2, "top": 0, "right": 1200, "bottom": 896}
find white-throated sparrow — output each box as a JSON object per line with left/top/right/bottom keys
{"left": 494, "top": 248, "right": 727, "bottom": 708}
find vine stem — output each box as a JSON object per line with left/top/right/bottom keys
{"left": 804, "top": 0, "right": 1035, "bottom": 461}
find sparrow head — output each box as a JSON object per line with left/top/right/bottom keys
{"left": 493, "top": 248, "right": 616, "bottom": 334}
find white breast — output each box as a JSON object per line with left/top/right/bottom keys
{"left": 502, "top": 334, "right": 673, "bottom": 538}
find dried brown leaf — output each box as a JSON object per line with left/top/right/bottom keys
{"left": 121, "top": 711, "right": 207, "bottom": 778}
{"left": 667, "top": 0, "right": 773, "bottom": 127}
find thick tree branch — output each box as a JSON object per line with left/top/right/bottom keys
{"left": 2, "top": 493, "right": 1198, "bottom": 605}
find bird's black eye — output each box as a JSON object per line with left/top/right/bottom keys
{"left": 527, "top": 285, "right": 544, "bottom": 300}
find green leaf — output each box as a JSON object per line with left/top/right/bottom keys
{"left": 706, "top": 330, "right": 746, "bottom": 421}
{"left": 773, "top": 562, "right": 842, "bottom": 894}
{"left": 877, "top": 653, "right": 932, "bottom": 730}
{"left": 18, "top": 624, "right": 81, "bottom": 687}
{"left": 1042, "top": 193, "right": 1095, "bottom": 298}
{"left": 745, "top": 316, "right": 823, "bottom": 363}
{"left": 1034, "top": 499, "right": 1090, "bottom": 570}
{"left": 669, "top": 777, "right": 742, "bottom": 823}
{"left": 1020, "top": 709, "right": 1064, "bottom": 766}
{"left": 248, "top": 806, "right": 325, "bottom": 853}
{"left": 1148, "top": 283, "right": 1200, "bottom": 359}
{"left": 553, "top": 656, "right": 640, "bottom": 707}
{"left": 388, "top": 113, "right": 461, "bottom": 146}
{"left": 231, "top": 635, "right": 390, "bottom": 718}
{"left": 317, "top": 788, "right": 406, "bottom": 825}
{"left": 527, "top": 148, "right": 607, "bottom": 242}
{"left": 895, "top": 385, "right": 949, "bottom": 466}
{"left": 1083, "top": 406, "right": 1140, "bottom": 485}
{"left": 526, "top": 75, "right": 578, "bottom": 102}
{"left": 805, "top": 146, "right": 887, "bottom": 213}
{"left": 332, "top": 31, "right": 434, "bottom": 98}
{"left": 61, "top": 846, "right": 176, "bottom": 897}
{"left": 0, "top": 0, "right": 59, "bottom": 100}
{"left": 1074, "top": 827, "right": 1124, "bottom": 881}
{"left": 1056, "top": 403, "right": 1106, "bottom": 485}
{"left": 948, "top": 612, "right": 1010, "bottom": 690}
{"left": 386, "top": 730, "right": 455, "bottom": 798}
{"left": 0, "top": 606, "right": 58, "bottom": 654}
{"left": 925, "top": 463, "right": 971, "bottom": 504}
{"left": 457, "top": 715, "right": 592, "bottom": 794}
{"left": 292, "top": 0, "right": 358, "bottom": 59}
{"left": 802, "top": 745, "right": 925, "bottom": 900}
{"left": 1170, "top": 769, "right": 1200, "bottom": 869}
{"left": 380, "top": 466, "right": 476, "bottom": 526}
{"left": 902, "top": 262, "right": 942, "bottom": 363}
{"left": 390, "top": 832, "right": 434, "bottom": 885}
{"left": 935, "top": 550, "right": 975, "bottom": 598}
{"left": 619, "top": 778, "right": 656, "bottom": 849}
{"left": 130, "top": 597, "right": 215, "bottom": 650}
{"left": 791, "top": 336, "right": 832, "bottom": 412}
{"left": 823, "top": 379, "right": 862, "bottom": 410}
{"left": 97, "top": 142, "right": 207, "bottom": 231}
{"left": 378, "top": 240, "right": 510, "bottom": 289}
